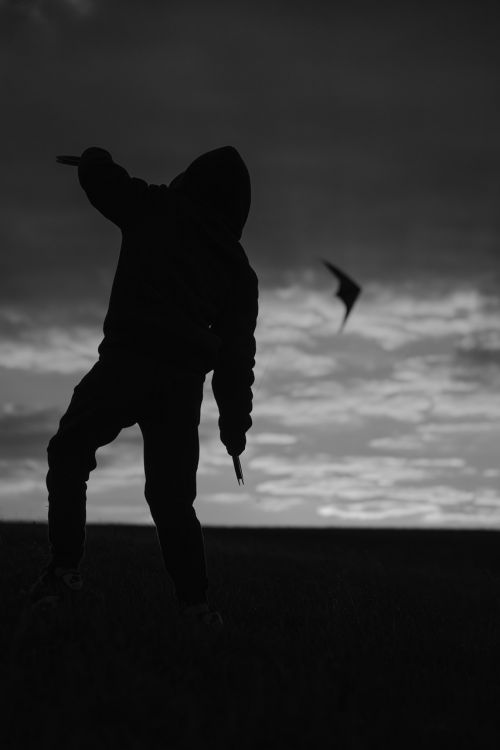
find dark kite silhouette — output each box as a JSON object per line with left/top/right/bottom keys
{"left": 320, "top": 258, "right": 362, "bottom": 332}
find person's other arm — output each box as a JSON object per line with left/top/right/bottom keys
{"left": 77, "top": 147, "right": 148, "bottom": 228}
{"left": 211, "top": 265, "right": 259, "bottom": 456}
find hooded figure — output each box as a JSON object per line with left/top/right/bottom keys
{"left": 30, "top": 146, "right": 258, "bottom": 621}
{"left": 77, "top": 144, "right": 259, "bottom": 456}
{"left": 169, "top": 145, "right": 251, "bottom": 241}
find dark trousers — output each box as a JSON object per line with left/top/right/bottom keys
{"left": 46, "top": 355, "right": 209, "bottom": 606}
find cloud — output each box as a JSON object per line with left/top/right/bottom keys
{"left": 251, "top": 454, "right": 476, "bottom": 499}
{"left": 88, "top": 454, "right": 144, "bottom": 494}
{"left": 0, "top": 404, "right": 56, "bottom": 459}
{"left": 6, "top": 279, "right": 495, "bottom": 393}
{"left": 0, "top": 407, "right": 146, "bottom": 503}
{"left": 0, "top": 473, "right": 43, "bottom": 498}
{"left": 455, "top": 328, "right": 500, "bottom": 369}
{"left": 316, "top": 502, "right": 432, "bottom": 522}
{"left": 342, "top": 286, "right": 500, "bottom": 351}
{"left": 204, "top": 492, "right": 251, "bottom": 505}
{"left": 252, "top": 283, "right": 500, "bottom": 431}
{"left": 256, "top": 497, "right": 304, "bottom": 513}
{"left": 317, "top": 482, "right": 500, "bottom": 526}
{"left": 252, "top": 433, "right": 298, "bottom": 446}
{"left": 0, "top": 324, "right": 101, "bottom": 374}
{"left": 256, "top": 282, "right": 500, "bottom": 359}
{"left": 369, "top": 434, "right": 427, "bottom": 452}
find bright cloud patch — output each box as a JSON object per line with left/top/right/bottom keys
{"left": 0, "top": 325, "right": 100, "bottom": 374}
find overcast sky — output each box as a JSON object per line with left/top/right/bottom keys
{"left": 1, "top": 0, "right": 499, "bottom": 528}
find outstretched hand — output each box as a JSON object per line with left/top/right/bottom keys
{"left": 223, "top": 434, "right": 246, "bottom": 457}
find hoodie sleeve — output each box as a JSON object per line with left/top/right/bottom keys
{"left": 78, "top": 147, "right": 148, "bottom": 228}
{"left": 210, "top": 264, "right": 258, "bottom": 453}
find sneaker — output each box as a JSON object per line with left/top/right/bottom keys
{"left": 27, "top": 562, "right": 83, "bottom": 607}
{"left": 178, "top": 602, "right": 224, "bottom": 634}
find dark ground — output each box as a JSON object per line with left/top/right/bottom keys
{"left": 1, "top": 521, "right": 500, "bottom": 749}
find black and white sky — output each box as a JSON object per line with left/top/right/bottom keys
{"left": 1, "top": 0, "right": 499, "bottom": 527}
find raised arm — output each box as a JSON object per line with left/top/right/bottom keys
{"left": 77, "top": 147, "right": 148, "bottom": 228}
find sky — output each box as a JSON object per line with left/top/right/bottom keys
{"left": 1, "top": 0, "right": 499, "bottom": 528}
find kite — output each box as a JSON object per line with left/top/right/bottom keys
{"left": 320, "top": 258, "right": 361, "bottom": 332}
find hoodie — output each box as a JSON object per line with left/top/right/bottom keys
{"left": 78, "top": 145, "right": 258, "bottom": 452}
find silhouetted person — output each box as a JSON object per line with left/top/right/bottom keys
{"left": 28, "top": 145, "right": 258, "bottom": 630}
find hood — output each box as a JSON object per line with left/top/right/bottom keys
{"left": 168, "top": 146, "right": 251, "bottom": 241}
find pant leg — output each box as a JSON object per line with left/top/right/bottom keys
{"left": 138, "top": 367, "right": 208, "bottom": 606}
{"left": 46, "top": 360, "right": 140, "bottom": 567}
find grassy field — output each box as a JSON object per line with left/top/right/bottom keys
{"left": 1, "top": 521, "right": 500, "bottom": 748}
